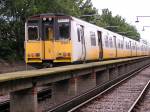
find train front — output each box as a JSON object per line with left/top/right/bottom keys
{"left": 25, "top": 14, "right": 72, "bottom": 66}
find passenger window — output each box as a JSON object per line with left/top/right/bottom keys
{"left": 121, "top": 41, "right": 123, "bottom": 49}
{"left": 126, "top": 42, "right": 128, "bottom": 49}
{"left": 77, "top": 28, "right": 81, "bottom": 42}
{"left": 105, "top": 36, "right": 109, "bottom": 47}
{"left": 109, "top": 37, "right": 113, "bottom": 48}
{"left": 90, "top": 31, "right": 96, "bottom": 46}
{"left": 118, "top": 40, "right": 120, "bottom": 48}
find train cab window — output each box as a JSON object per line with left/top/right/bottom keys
{"left": 44, "top": 26, "right": 53, "bottom": 40}
{"left": 28, "top": 26, "right": 39, "bottom": 40}
{"left": 57, "top": 19, "right": 70, "bottom": 40}
{"left": 58, "top": 23, "right": 69, "bottom": 39}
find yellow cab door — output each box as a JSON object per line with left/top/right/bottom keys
{"left": 43, "top": 24, "right": 55, "bottom": 60}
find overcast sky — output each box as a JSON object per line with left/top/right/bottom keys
{"left": 91, "top": 0, "right": 150, "bottom": 42}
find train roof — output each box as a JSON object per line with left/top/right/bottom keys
{"left": 71, "top": 17, "right": 136, "bottom": 40}
{"left": 28, "top": 13, "right": 71, "bottom": 20}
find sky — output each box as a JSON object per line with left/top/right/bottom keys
{"left": 91, "top": 0, "right": 150, "bottom": 42}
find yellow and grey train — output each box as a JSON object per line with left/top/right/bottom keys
{"left": 25, "top": 13, "right": 150, "bottom": 66}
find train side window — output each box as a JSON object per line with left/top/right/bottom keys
{"left": 58, "top": 23, "right": 70, "bottom": 39}
{"left": 132, "top": 44, "right": 135, "bottom": 50}
{"left": 126, "top": 42, "right": 129, "bottom": 49}
{"left": 105, "top": 36, "right": 109, "bottom": 47}
{"left": 109, "top": 37, "right": 113, "bottom": 48}
{"left": 77, "top": 28, "right": 81, "bottom": 42}
{"left": 90, "top": 31, "right": 96, "bottom": 46}
{"left": 118, "top": 40, "right": 120, "bottom": 49}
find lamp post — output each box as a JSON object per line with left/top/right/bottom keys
{"left": 135, "top": 16, "right": 150, "bottom": 23}
{"left": 142, "top": 26, "right": 150, "bottom": 31}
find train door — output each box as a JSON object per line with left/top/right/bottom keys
{"left": 77, "top": 25, "right": 86, "bottom": 61}
{"left": 43, "top": 22, "right": 55, "bottom": 60}
{"left": 113, "top": 36, "right": 117, "bottom": 57}
{"left": 97, "top": 31, "right": 103, "bottom": 60}
{"left": 80, "top": 26, "right": 86, "bottom": 61}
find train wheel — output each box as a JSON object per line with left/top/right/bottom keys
{"left": 43, "top": 62, "right": 53, "bottom": 68}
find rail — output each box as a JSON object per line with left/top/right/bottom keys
{"left": 67, "top": 64, "right": 150, "bottom": 112}
{"left": 128, "top": 80, "right": 150, "bottom": 112}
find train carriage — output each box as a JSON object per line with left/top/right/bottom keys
{"left": 102, "top": 30, "right": 117, "bottom": 59}
{"left": 25, "top": 13, "right": 150, "bottom": 66}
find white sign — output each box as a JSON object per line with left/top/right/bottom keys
{"left": 58, "top": 19, "right": 69, "bottom": 23}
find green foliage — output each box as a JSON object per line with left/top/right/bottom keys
{"left": 0, "top": 0, "right": 140, "bottom": 60}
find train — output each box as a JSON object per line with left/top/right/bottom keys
{"left": 25, "top": 13, "right": 150, "bottom": 67}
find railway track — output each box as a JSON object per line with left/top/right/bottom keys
{"left": 45, "top": 64, "right": 150, "bottom": 112}
{"left": 128, "top": 80, "right": 150, "bottom": 112}
{"left": 67, "top": 66, "right": 150, "bottom": 112}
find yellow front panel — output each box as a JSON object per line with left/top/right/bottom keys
{"left": 25, "top": 40, "right": 72, "bottom": 63}
{"left": 44, "top": 41, "right": 55, "bottom": 60}
{"left": 25, "top": 41, "right": 43, "bottom": 63}
{"left": 54, "top": 40, "right": 72, "bottom": 62}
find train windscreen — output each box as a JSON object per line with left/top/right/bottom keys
{"left": 28, "top": 26, "right": 39, "bottom": 40}
{"left": 56, "top": 18, "right": 70, "bottom": 40}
